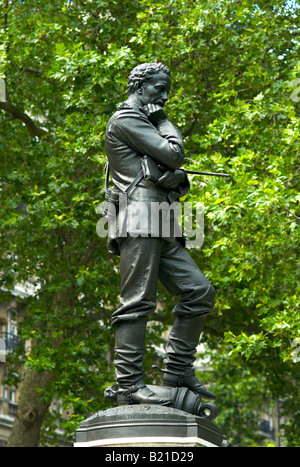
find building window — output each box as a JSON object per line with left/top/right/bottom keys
{"left": 3, "top": 387, "right": 16, "bottom": 403}
{"left": 0, "top": 310, "right": 22, "bottom": 353}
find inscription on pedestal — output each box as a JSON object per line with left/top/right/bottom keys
{"left": 75, "top": 405, "right": 228, "bottom": 448}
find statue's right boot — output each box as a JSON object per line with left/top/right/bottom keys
{"left": 114, "top": 317, "right": 172, "bottom": 406}
{"left": 161, "top": 315, "right": 216, "bottom": 400}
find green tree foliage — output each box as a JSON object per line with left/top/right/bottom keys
{"left": 0, "top": 0, "right": 299, "bottom": 446}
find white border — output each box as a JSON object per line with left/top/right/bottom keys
{"left": 74, "top": 436, "right": 217, "bottom": 448}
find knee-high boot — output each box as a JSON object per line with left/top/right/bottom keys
{"left": 162, "top": 314, "right": 216, "bottom": 400}
{"left": 114, "top": 317, "right": 171, "bottom": 406}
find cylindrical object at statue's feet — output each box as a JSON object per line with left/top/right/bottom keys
{"left": 148, "top": 384, "right": 218, "bottom": 422}
{"left": 104, "top": 383, "right": 218, "bottom": 422}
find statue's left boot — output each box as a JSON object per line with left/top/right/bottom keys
{"left": 161, "top": 315, "right": 216, "bottom": 400}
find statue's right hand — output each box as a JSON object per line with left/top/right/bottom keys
{"left": 143, "top": 104, "right": 168, "bottom": 125}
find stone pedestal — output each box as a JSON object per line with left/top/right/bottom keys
{"left": 74, "top": 405, "right": 228, "bottom": 448}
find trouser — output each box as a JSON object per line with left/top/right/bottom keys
{"left": 112, "top": 236, "right": 215, "bottom": 327}
{"left": 112, "top": 236, "right": 215, "bottom": 389}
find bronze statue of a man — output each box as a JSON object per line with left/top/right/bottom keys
{"left": 104, "top": 62, "right": 216, "bottom": 406}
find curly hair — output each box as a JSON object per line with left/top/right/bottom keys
{"left": 127, "top": 62, "right": 171, "bottom": 95}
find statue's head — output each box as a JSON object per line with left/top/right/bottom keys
{"left": 127, "top": 62, "right": 171, "bottom": 95}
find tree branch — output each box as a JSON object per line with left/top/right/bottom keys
{"left": 182, "top": 118, "right": 198, "bottom": 138}
{"left": 0, "top": 0, "right": 18, "bottom": 19}
{"left": 13, "top": 65, "right": 60, "bottom": 86}
{"left": 0, "top": 101, "right": 50, "bottom": 138}
{"left": 0, "top": 115, "right": 15, "bottom": 125}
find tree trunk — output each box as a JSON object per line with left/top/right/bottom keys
{"left": 7, "top": 369, "right": 53, "bottom": 447}
{"left": 7, "top": 288, "right": 71, "bottom": 447}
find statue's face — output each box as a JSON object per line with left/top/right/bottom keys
{"left": 139, "top": 71, "right": 171, "bottom": 108}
